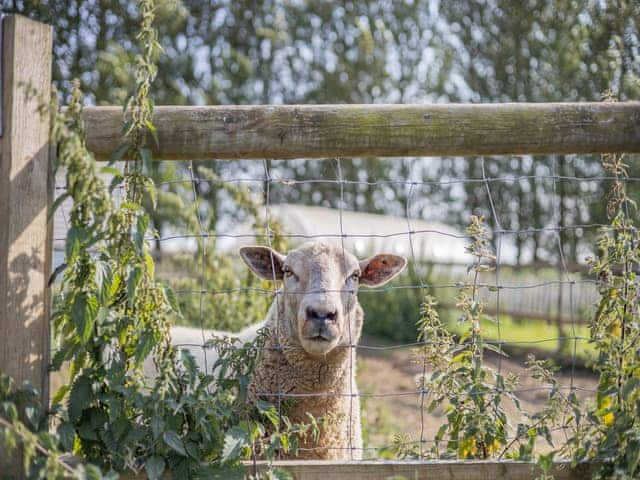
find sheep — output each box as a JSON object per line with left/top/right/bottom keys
{"left": 157, "top": 241, "right": 406, "bottom": 460}
{"left": 158, "top": 322, "right": 265, "bottom": 378}
{"left": 238, "top": 241, "right": 407, "bottom": 460}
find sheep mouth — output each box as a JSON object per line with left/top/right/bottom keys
{"left": 307, "top": 334, "right": 331, "bottom": 342}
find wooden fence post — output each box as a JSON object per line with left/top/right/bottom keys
{"left": 0, "top": 10, "right": 53, "bottom": 419}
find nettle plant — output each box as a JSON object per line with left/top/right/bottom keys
{"left": 528, "top": 153, "right": 640, "bottom": 479}
{"left": 2, "top": 1, "right": 306, "bottom": 479}
{"left": 398, "top": 216, "right": 524, "bottom": 459}
{"left": 394, "top": 153, "right": 640, "bottom": 478}
{"left": 577, "top": 153, "right": 640, "bottom": 479}
{"left": 395, "top": 216, "right": 561, "bottom": 462}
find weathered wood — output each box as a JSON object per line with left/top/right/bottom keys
{"left": 253, "top": 460, "right": 596, "bottom": 480}
{"left": 0, "top": 11, "right": 53, "bottom": 459}
{"left": 82, "top": 103, "right": 640, "bottom": 161}
{"left": 120, "top": 460, "right": 596, "bottom": 480}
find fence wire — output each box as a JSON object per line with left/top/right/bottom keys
{"left": 52, "top": 159, "right": 628, "bottom": 459}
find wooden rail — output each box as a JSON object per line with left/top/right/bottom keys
{"left": 82, "top": 103, "right": 640, "bottom": 161}
{"left": 122, "top": 460, "right": 596, "bottom": 480}
{"left": 252, "top": 460, "right": 597, "bottom": 480}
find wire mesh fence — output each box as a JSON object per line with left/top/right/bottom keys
{"left": 52, "top": 156, "right": 633, "bottom": 460}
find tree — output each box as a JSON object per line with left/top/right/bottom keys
{"left": 429, "top": 0, "right": 640, "bottom": 265}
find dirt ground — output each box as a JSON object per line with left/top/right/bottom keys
{"left": 356, "top": 337, "right": 598, "bottom": 459}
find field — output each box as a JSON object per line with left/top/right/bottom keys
{"left": 442, "top": 313, "right": 595, "bottom": 365}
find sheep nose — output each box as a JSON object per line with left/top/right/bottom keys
{"left": 306, "top": 306, "right": 337, "bottom": 323}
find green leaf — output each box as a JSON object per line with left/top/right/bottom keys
{"left": 180, "top": 349, "right": 197, "bottom": 377}
{"left": 222, "top": 426, "right": 248, "bottom": 463}
{"left": 51, "top": 342, "right": 72, "bottom": 371}
{"left": 120, "top": 201, "right": 142, "bottom": 212}
{"left": 72, "top": 293, "right": 99, "bottom": 344}
{"left": 120, "top": 120, "right": 133, "bottom": 136}
{"left": 144, "top": 176, "right": 158, "bottom": 209}
{"left": 271, "top": 467, "right": 294, "bottom": 480}
{"left": 69, "top": 375, "right": 92, "bottom": 422}
{"left": 48, "top": 193, "right": 69, "bottom": 220}
{"left": 163, "top": 430, "right": 187, "bottom": 456}
{"left": 110, "top": 142, "right": 129, "bottom": 163}
{"left": 78, "top": 464, "right": 103, "bottom": 480}
{"left": 139, "top": 147, "right": 152, "bottom": 172}
{"left": 257, "top": 400, "right": 279, "bottom": 427}
{"left": 96, "top": 307, "right": 108, "bottom": 328}
{"left": 627, "top": 439, "right": 640, "bottom": 474}
{"left": 135, "top": 330, "right": 154, "bottom": 365}
{"left": 435, "top": 422, "right": 448, "bottom": 441}
{"left": 451, "top": 351, "right": 471, "bottom": 364}
{"left": 57, "top": 421, "right": 75, "bottom": 451}
{"left": 134, "top": 214, "right": 149, "bottom": 254}
{"left": 483, "top": 343, "right": 508, "bottom": 356}
{"left": 94, "top": 261, "right": 113, "bottom": 304}
{"left": 127, "top": 266, "right": 142, "bottom": 305}
{"left": 145, "top": 456, "right": 165, "bottom": 480}
{"left": 146, "top": 120, "right": 159, "bottom": 146}
{"left": 622, "top": 377, "right": 640, "bottom": 400}
{"left": 151, "top": 415, "right": 164, "bottom": 440}
{"left": 109, "top": 174, "right": 125, "bottom": 192}
{"left": 99, "top": 166, "right": 123, "bottom": 177}
{"left": 66, "top": 226, "right": 87, "bottom": 259}
{"left": 51, "top": 384, "right": 70, "bottom": 406}
{"left": 163, "top": 286, "right": 181, "bottom": 314}
{"left": 3, "top": 402, "right": 18, "bottom": 421}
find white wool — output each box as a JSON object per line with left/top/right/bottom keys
{"left": 143, "top": 321, "right": 264, "bottom": 378}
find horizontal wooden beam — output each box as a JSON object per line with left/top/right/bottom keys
{"left": 120, "top": 460, "right": 596, "bottom": 480}
{"left": 250, "top": 460, "right": 596, "bottom": 480}
{"left": 82, "top": 103, "right": 640, "bottom": 161}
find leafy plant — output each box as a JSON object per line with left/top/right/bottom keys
{"left": 44, "top": 1, "right": 306, "bottom": 478}
{"left": 0, "top": 374, "right": 114, "bottom": 479}
{"left": 393, "top": 216, "right": 573, "bottom": 464}
{"left": 572, "top": 152, "right": 640, "bottom": 479}
{"left": 395, "top": 216, "right": 516, "bottom": 458}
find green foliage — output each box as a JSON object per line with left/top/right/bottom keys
{"left": 396, "top": 216, "right": 528, "bottom": 459}
{"left": 36, "top": 1, "right": 305, "bottom": 478}
{"left": 390, "top": 153, "right": 640, "bottom": 477}
{"left": 0, "top": 374, "right": 114, "bottom": 479}
{"left": 390, "top": 217, "right": 576, "bottom": 464}
{"left": 502, "top": 152, "right": 640, "bottom": 480}
{"left": 6, "top": 0, "right": 640, "bottom": 267}
{"left": 577, "top": 153, "right": 640, "bottom": 479}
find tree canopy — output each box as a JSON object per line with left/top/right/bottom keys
{"left": 7, "top": 0, "right": 640, "bottom": 265}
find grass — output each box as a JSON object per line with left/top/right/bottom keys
{"left": 441, "top": 310, "right": 596, "bottom": 366}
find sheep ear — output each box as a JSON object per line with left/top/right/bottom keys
{"left": 359, "top": 254, "right": 407, "bottom": 287}
{"left": 239, "top": 246, "right": 285, "bottom": 281}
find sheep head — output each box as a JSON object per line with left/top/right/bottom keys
{"left": 240, "top": 242, "right": 407, "bottom": 357}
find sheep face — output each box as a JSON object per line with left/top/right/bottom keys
{"left": 240, "top": 242, "right": 407, "bottom": 357}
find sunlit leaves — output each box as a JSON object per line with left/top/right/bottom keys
{"left": 221, "top": 426, "right": 248, "bottom": 463}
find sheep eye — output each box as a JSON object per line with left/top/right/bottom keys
{"left": 348, "top": 271, "right": 360, "bottom": 282}
{"left": 283, "top": 266, "right": 296, "bottom": 279}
